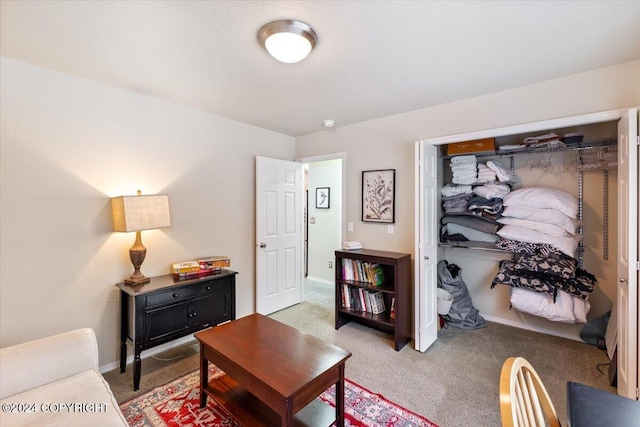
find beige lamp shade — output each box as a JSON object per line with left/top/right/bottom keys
{"left": 111, "top": 194, "right": 171, "bottom": 232}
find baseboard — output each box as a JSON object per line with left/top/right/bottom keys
{"left": 99, "top": 335, "right": 197, "bottom": 374}
{"left": 481, "top": 313, "right": 583, "bottom": 342}
{"left": 306, "top": 276, "right": 333, "bottom": 285}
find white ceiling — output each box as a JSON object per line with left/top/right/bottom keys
{"left": 2, "top": 1, "right": 639, "bottom": 137}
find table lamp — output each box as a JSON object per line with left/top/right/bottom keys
{"left": 111, "top": 190, "right": 171, "bottom": 285}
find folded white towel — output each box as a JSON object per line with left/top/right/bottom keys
{"left": 474, "top": 183, "right": 511, "bottom": 199}
{"left": 486, "top": 160, "right": 513, "bottom": 182}
{"left": 451, "top": 164, "right": 477, "bottom": 173}
{"left": 450, "top": 155, "right": 477, "bottom": 165}
{"left": 498, "top": 144, "right": 523, "bottom": 151}
{"left": 476, "top": 171, "right": 497, "bottom": 183}
{"left": 477, "top": 165, "right": 496, "bottom": 176}
{"left": 453, "top": 176, "right": 477, "bottom": 185}
{"left": 343, "top": 241, "right": 363, "bottom": 250}
{"left": 477, "top": 171, "right": 496, "bottom": 178}
{"left": 453, "top": 169, "right": 477, "bottom": 177}
{"left": 441, "top": 184, "right": 473, "bottom": 197}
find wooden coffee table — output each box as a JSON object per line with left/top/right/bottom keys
{"left": 195, "top": 313, "right": 352, "bottom": 427}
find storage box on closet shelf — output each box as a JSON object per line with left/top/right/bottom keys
{"left": 446, "top": 138, "right": 496, "bottom": 156}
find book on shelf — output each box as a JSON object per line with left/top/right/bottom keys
{"left": 342, "top": 284, "right": 351, "bottom": 309}
{"left": 341, "top": 285, "right": 386, "bottom": 315}
{"left": 351, "top": 287, "right": 361, "bottom": 311}
{"left": 358, "top": 288, "right": 367, "bottom": 312}
{"left": 340, "top": 259, "right": 385, "bottom": 285}
{"left": 370, "top": 291, "right": 385, "bottom": 315}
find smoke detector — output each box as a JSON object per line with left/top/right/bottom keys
{"left": 323, "top": 120, "right": 335, "bottom": 128}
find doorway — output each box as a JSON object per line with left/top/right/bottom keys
{"left": 298, "top": 153, "right": 345, "bottom": 303}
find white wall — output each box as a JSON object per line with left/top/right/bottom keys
{"left": 0, "top": 58, "right": 295, "bottom": 367}
{"left": 295, "top": 61, "right": 640, "bottom": 256}
{"left": 307, "top": 159, "right": 342, "bottom": 283}
{"left": 295, "top": 61, "right": 640, "bottom": 333}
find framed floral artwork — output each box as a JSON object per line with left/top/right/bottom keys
{"left": 316, "top": 187, "right": 330, "bottom": 209}
{"left": 362, "top": 169, "right": 395, "bottom": 223}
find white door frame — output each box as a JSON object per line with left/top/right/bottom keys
{"left": 414, "top": 108, "right": 631, "bottom": 352}
{"left": 296, "top": 152, "right": 347, "bottom": 295}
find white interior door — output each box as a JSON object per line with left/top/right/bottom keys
{"left": 256, "top": 156, "right": 302, "bottom": 315}
{"left": 415, "top": 141, "right": 439, "bottom": 351}
{"left": 616, "top": 108, "right": 639, "bottom": 399}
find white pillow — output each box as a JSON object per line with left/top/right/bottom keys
{"left": 503, "top": 187, "right": 579, "bottom": 218}
{"left": 572, "top": 296, "right": 591, "bottom": 324}
{"left": 502, "top": 205, "right": 579, "bottom": 234}
{"left": 497, "top": 225, "right": 579, "bottom": 257}
{"left": 510, "top": 288, "right": 586, "bottom": 323}
{"left": 497, "top": 217, "right": 571, "bottom": 238}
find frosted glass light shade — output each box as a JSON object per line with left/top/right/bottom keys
{"left": 265, "top": 32, "right": 312, "bottom": 63}
{"left": 258, "top": 19, "right": 318, "bottom": 64}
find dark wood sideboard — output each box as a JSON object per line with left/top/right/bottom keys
{"left": 116, "top": 270, "right": 236, "bottom": 390}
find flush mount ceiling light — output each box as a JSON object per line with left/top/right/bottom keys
{"left": 258, "top": 19, "right": 318, "bottom": 63}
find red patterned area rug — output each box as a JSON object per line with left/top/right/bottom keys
{"left": 120, "top": 365, "right": 439, "bottom": 427}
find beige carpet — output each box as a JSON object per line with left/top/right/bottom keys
{"left": 105, "top": 279, "right": 613, "bottom": 426}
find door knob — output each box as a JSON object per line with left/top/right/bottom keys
{"left": 259, "top": 242, "right": 267, "bottom": 248}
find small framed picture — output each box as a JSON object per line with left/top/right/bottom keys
{"left": 362, "top": 169, "right": 395, "bottom": 223}
{"left": 316, "top": 187, "right": 330, "bottom": 209}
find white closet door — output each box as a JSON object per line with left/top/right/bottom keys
{"left": 415, "top": 142, "right": 438, "bottom": 352}
{"left": 616, "top": 108, "right": 639, "bottom": 399}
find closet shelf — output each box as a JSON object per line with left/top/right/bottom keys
{"left": 442, "top": 137, "right": 617, "bottom": 160}
{"left": 439, "top": 241, "right": 587, "bottom": 254}
{"left": 439, "top": 241, "right": 502, "bottom": 252}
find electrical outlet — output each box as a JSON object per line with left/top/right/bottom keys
{"left": 328, "top": 261, "right": 333, "bottom": 268}
{"left": 347, "top": 222, "right": 353, "bottom": 232}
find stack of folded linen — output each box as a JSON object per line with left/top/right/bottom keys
{"left": 473, "top": 183, "right": 510, "bottom": 200}
{"left": 441, "top": 184, "right": 473, "bottom": 215}
{"left": 523, "top": 132, "right": 562, "bottom": 147}
{"left": 450, "top": 155, "right": 477, "bottom": 185}
{"left": 490, "top": 186, "right": 595, "bottom": 323}
{"left": 476, "top": 163, "right": 496, "bottom": 183}
{"left": 497, "top": 186, "right": 580, "bottom": 258}
{"left": 491, "top": 254, "right": 594, "bottom": 324}
{"left": 441, "top": 215, "right": 500, "bottom": 243}
{"left": 467, "top": 196, "right": 503, "bottom": 220}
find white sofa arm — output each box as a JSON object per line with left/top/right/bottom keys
{"left": 0, "top": 328, "right": 99, "bottom": 399}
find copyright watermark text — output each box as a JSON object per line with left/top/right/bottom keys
{"left": 2, "top": 402, "right": 109, "bottom": 413}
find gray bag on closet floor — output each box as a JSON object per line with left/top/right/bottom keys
{"left": 437, "top": 260, "right": 487, "bottom": 329}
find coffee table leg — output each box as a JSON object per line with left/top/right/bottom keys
{"left": 336, "top": 364, "right": 345, "bottom": 426}
{"left": 199, "top": 343, "right": 208, "bottom": 408}
{"left": 282, "top": 400, "right": 293, "bottom": 427}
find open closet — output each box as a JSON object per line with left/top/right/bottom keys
{"left": 414, "top": 108, "right": 638, "bottom": 399}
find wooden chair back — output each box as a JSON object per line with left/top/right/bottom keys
{"left": 499, "top": 356, "right": 561, "bottom": 427}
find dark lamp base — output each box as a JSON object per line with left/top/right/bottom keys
{"left": 124, "top": 275, "right": 151, "bottom": 286}
{"left": 125, "top": 232, "right": 150, "bottom": 286}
